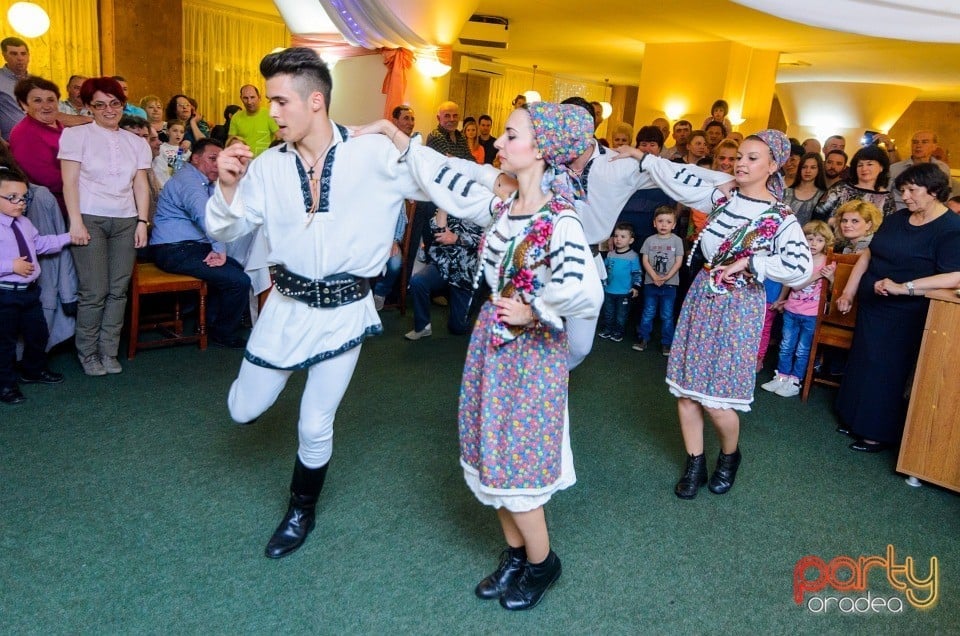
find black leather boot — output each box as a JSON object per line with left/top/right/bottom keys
{"left": 499, "top": 550, "right": 562, "bottom": 610}
{"left": 674, "top": 453, "right": 707, "bottom": 499}
{"left": 475, "top": 546, "right": 527, "bottom": 600}
{"left": 708, "top": 448, "right": 742, "bottom": 494}
{"left": 264, "top": 458, "right": 328, "bottom": 559}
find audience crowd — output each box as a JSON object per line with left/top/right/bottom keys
{"left": 3, "top": 34, "right": 959, "bottom": 482}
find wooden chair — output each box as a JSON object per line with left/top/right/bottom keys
{"left": 128, "top": 262, "right": 208, "bottom": 359}
{"left": 801, "top": 252, "right": 861, "bottom": 401}
{"left": 381, "top": 200, "right": 417, "bottom": 316}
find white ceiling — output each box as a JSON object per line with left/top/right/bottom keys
{"left": 240, "top": 0, "right": 960, "bottom": 100}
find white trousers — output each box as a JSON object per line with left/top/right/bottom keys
{"left": 566, "top": 315, "right": 598, "bottom": 370}
{"left": 226, "top": 346, "right": 362, "bottom": 468}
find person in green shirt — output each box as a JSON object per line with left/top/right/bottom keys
{"left": 227, "top": 85, "right": 278, "bottom": 157}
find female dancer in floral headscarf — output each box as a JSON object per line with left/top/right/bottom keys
{"left": 361, "top": 102, "right": 602, "bottom": 610}
{"left": 615, "top": 131, "right": 811, "bottom": 499}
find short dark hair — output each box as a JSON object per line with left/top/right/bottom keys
{"left": 704, "top": 120, "right": 727, "bottom": 137}
{"left": 13, "top": 75, "right": 60, "bottom": 106}
{"left": 1, "top": 37, "right": 27, "bottom": 54}
{"left": 110, "top": 75, "right": 127, "bottom": 83}
{"left": 224, "top": 104, "right": 241, "bottom": 120}
{"left": 0, "top": 164, "right": 29, "bottom": 186}
{"left": 260, "top": 47, "right": 332, "bottom": 110}
{"left": 710, "top": 99, "right": 729, "bottom": 116}
{"left": 80, "top": 77, "right": 126, "bottom": 106}
{"left": 848, "top": 144, "right": 890, "bottom": 189}
{"left": 191, "top": 138, "right": 224, "bottom": 160}
{"left": 825, "top": 149, "right": 848, "bottom": 163}
{"left": 67, "top": 74, "right": 87, "bottom": 84}
{"left": 673, "top": 119, "right": 692, "bottom": 131}
{"left": 462, "top": 116, "right": 477, "bottom": 126}
{"left": 613, "top": 222, "right": 635, "bottom": 236}
{"left": 391, "top": 104, "right": 412, "bottom": 119}
{"left": 561, "top": 96, "right": 594, "bottom": 120}
{"left": 119, "top": 115, "right": 149, "bottom": 131}
{"left": 635, "top": 125, "right": 664, "bottom": 149}
{"left": 478, "top": 114, "right": 492, "bottom": 125}
{"left": 894, "top": 163, "right": 951, "bottom": 202}
{"left": 790, "top": 142, "right": 804, "bottom": 157}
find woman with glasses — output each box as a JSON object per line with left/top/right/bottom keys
{"left": 58, "top": 77, "right": 152, "bottom": 376}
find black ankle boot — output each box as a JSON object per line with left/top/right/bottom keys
{"left": 264, "top": 458, "right": 328, "bottom": 559}
{"left": 708, "top": 448, "right": 742, "bottom": 494}
{"left": 499, "top": 550, "right": 562, "bottom": 610}
{"left": 674, "top": 453, "right": 707, "bottom": 499}
{"left": 475, "top": 546, "right": 527, "bottom": 600}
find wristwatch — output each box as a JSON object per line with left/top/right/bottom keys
{"left": 905, "top": 281, "right": 915, "bottom": 296}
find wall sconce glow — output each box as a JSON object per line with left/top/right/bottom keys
{"left": 320, "top": 53, "right": 339, "bottom": 69}
{"left": 271, "top": 47, "right": 286, "bottom": 54}
{"left": 664, "top": 100, "right": 686, "bottom": 122}
{"left": 728, "top": 111, "right": 746, "bottom": 126}
{"left": 415, "top": 52, "right": 451, "bottom": 78}
{"left": 599, "top": 102, "right": 612, "bottom": 121}
{"left": 7, "top": 2, "right": 50, "bottom": 38}
{"left": 523, "top": 90, "right": 542, "bottom": 104}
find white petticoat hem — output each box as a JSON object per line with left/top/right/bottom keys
{"left": 666, "top": 378, "right": 753, "bottom": 413}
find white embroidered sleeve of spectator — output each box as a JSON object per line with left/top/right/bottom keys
{"left": 531, "top": 211, "right": 603, "bottom": 330}
{"left": 750, "top": 214, "right": 812, "bottom": 287}
{"left": 403, "top": 139, "right": 497, "bottom": 228}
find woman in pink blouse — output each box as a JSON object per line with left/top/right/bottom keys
{"left": 9, "top": 76, "right": 66, "bottom": 217}
{"left": 58, "top": 77, "right": 152, "bottom": 377}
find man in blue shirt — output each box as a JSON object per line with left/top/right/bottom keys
{"left": 112, "top": 76, "right": 148, "bottom": 120}
{"left": 0, "top": 37, "right": 29, "bottom": 139}
{"left": 150, "top": 138, "right": 251, "bottom": 348}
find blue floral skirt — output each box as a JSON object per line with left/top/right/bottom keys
{"left": 666, "top": 269, "right": 765, "bottom": 411}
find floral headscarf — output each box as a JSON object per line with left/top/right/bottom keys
{"left": 751, "top": 129, "right": 791, "bottom": 200}
{"left": 526, "top": 101, "right": 594, "bottom": 206}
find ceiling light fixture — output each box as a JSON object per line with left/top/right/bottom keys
{"left": 524, "top": 64, "right": 542, "bottom": 103}
{"left": 415, "top": 49, "right": 451, "bottom": 78}
{"left": 7, "top": 2, "right": 50, "bottom": 38}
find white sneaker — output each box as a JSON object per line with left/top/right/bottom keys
{"left": 761, "top": 373, "right": 788, "bottom": 392}
{"left": 775, "top": 377, "right": 801, "bottom": 397}
{"left": 404, "top": 324, "right": 432, "bottom": 341}
{"left": 374, "top": 294, "right": 385, "bottom": 311}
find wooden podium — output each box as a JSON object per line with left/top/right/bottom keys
{"left": 897, "top": 288, "right": 960, "bottom": 492}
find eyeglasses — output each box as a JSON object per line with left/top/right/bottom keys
{"left": 90, "top": 100, "right": 124, "bottom": 111}
{"left": 0, "top": 193, "right": 32, "bottom": 205}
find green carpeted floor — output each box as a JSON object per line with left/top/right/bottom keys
{"left": 2, "top": 308, "right": 956, "bottom": 634}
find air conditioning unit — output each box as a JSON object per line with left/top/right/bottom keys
{"left": 458, "top": 15, "right": 508, "bottom": 50}
{"left": 459, "top": 56, "right": 506, "bottom": 78}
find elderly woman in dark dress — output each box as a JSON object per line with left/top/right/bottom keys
{"left": 836, "top": 163, "right": 960, "bottom": 451}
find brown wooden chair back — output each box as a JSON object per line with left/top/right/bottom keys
{"left": 800, "top": 251, "right": 861, "bottom": 401}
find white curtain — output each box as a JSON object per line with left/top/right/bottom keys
{"left": 182, "top": 1, "right": 289, "bottom": 124}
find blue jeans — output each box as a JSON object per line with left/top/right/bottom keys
{"left": 637, "top": 284, "right": 677, "bottom": 345}
{"left": 373, "top": 253, "right": 402, "bottom": 297}
{"left": 409, "top": 263, "right": 474, "bottom": 334}
{"left": 600, "top": 292, "right": 630, "bottom": 337}
{"left": 777, "top": 310, "right": 816, "bottom": 378}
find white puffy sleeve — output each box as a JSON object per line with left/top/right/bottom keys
{"left": 531, "top": 211, "right": 603, "bottom": 330}
{"left": 207, "top": 160, "right": 266, "bottom": 244}
{"left": 637, "top": 154, "right": 725, "bottom": 212}
{"left": 401, "top": 138, "right": 498, "bottom": 227}
{"left": 751, "top": 214, "right": 812, "bottom": 287}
